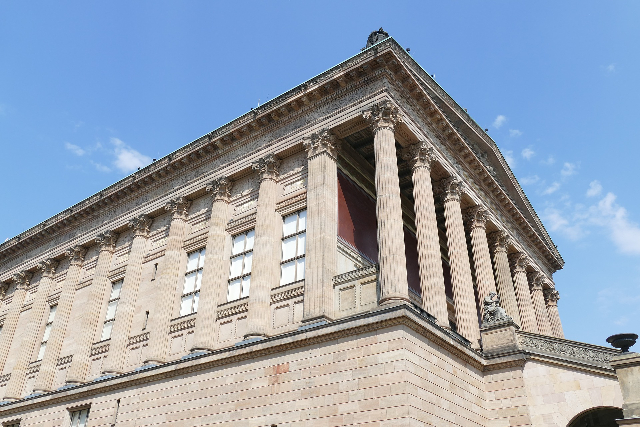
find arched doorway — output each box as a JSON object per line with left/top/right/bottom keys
{"left": 567, "top": 407, "right": 623, "bottom": 427}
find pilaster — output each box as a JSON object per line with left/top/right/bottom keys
{"left": 145, "top": 199, "right": 190, "bottom": 365}
{"left": 487, "top": 231, "right": 521, "bottom": 326}
{"left": 0, "top": 272, "right": 31, "bottom": 375}
{"left": 401, "top": 141, "right": 448, "bottom": 326}
{"left": 363, "top": 100, "right": 409, "bottom": 304}
{"left": 528, "top": 272, "right": 553, "bottom": 336}
{"left": 544, "top": 288, "right": 564, "bottom": 338}
{"left": 302, "top": 129, "right": 339, "bottom": 323}
{"left": 508, "top": 253, "right": 538, "bottom": 334}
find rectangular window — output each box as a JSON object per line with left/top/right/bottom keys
{"left": 280, "top": 210, "right": 306, "bottom": 286}
{"left": 37, "top": 305, "right": 57, "bottom": 361}
{"left": 5, "top": 422, "right": 20, "bottom": 427}
{"left": 228, "top": 229, "right": 255, "bottom": 301}
{"left": 69, "top": 408, "right": 90, "bottom": 427}
{"left": 180, "top": 248, "right": 206, "bottom": 316}
{"left": 100, "top": 280, "right": 122, "bottom": 341}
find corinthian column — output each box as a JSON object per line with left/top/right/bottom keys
{"left": 302, "top": 129, "right": 339, "bottom": 323}
{"left": 67, "top": 231, "right": 118, "bottom": 384}
{"left": 436, "top": 177, "right": 480, "bottom": 348}
{"left": 4, "top": 259, "right": 58, "bottom": 400}
{"left": 244, "top": 155, "right": 281, "bottom": 339}
{"left": 34, "top": 246, "right": 86, "bottom": 393}
{"left": 401, "top": 141, "right": 448, "bottom": 326}
{"left": 0, "top": 272, "right": 31, "bottom": 376}
{"left": 544, "top": 288, "right": 564, "bottom": 338}
{"left": 191, "top": 178, "right": 233, "bottom": 352}
{"left": 528, "top": 272, "right": 552, "bottom": 336}
{"left": 145, "top": 199, "right": 190, "bottom": 365}
{"left": 103, "top": 215, "right": 152, "bottom": 373}
{"left": 363, "top": 100, "right": 409, "bottom": 304}
{"left": 508, "top": 253, "right": 538, "bottom": 333}
{"left": 487, "top": 231, "right": 521, "bottom": 326}
{"left": 464, "top": 206, "right": 498, "bottom": 320}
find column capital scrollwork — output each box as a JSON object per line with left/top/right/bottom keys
{"left": 165, "top": 197, "right": 190, "bottom": 221}
{"left": 401, "top": 140, "right": 435, "bottom": 171}
{"left": 64, "top": 246, "right": 87, "bottom": 267}
{"left": 303, "top": 129, "right": 341, "bottom": 160}
{"left": 544, "top": 288, "right": 560, "bottom": 305}
{"left": 362, "top": 100, "right": 402, "bottom": 133}
{"left": 251, "top": 154, "right": 281, "bottom": 182}
{"left": 508, "top": 252, "right": 530, "bottom": 274}
{"left": 463, "top": 206, "right": 488, "bottom": 230}
{"left": 488, "top": 230, "right": 511, "bottom": 254}
{"left": 36, "top": 259, "right": 59, "bottom": 278}
{"left": 206, "top": 177, "right": 233, "bottom": 203}
{"left": 128, "top": 214, "right": 153, "bottom": 237}
{"left": 95, "top": 231, "right": 118, "bottom": 253}
{"left": 527, "top": 271, "right": 544, "bottom": 290}
{"left": 436, "top": 176, "right": 463, "bottom": 204}
{"left": 12, "top": 271, "right": 32, "bottom": 290}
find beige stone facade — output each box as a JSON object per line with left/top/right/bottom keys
{"left": 0, "top": 31, "right": 626, "bottom": 426}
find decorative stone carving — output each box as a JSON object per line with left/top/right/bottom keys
{"left": 251, "top": 154, "right": 281, "bottom": 181}
{"left": 401, "top": 140, "right": 435, "bottom": 171}
{"left": 488, "top": 230, "right": 510, "bottom": 253}
{"left": 165, "top": 197, "right": 191, "bottom": 221}
{"left": 36, "top": 259, "right": 58, "bottom": 278}
{"left": 303, "top": 129, "right": 341, "bottom": 160}
{"left": 508, "top": 252, "right": 529, "bottom": 273}
{"left": 544, "top": 288, "right": 560, "bottom": 304}
{"left": 517, "top": 333, "right": 616, "bottom": 366}
{"left": 128, "top": 214, "right": 153, "bottom": 237}
{"left": 436, "top": 177, "right": 463, "bottom": 203}
{"left": 463, "top": 206, "right": 488, "bottom": 230}
{"left": 206, "top": 177, "right": 233, "bottom": 203}
{"left": 64, "top": 246, "right": 87, "bottom": 267}
{"left": 364, "top": 27, "right": 390, "bottom": 49}
{"left": 482, "top": 292, "right": 513, "bottom": 326}
{"left": 12, "top": 271, "right": 32, "bottom": 290}
{"left": 95, "top": 231, "right": 118, "bottom": 252}
{"left": 362, "top": 100, "right": 402, "bottom": 132}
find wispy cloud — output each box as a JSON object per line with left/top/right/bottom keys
{"left": 493, "top": 115, "right": 507, "bottom": 129}
{"left": 503, "top": 150, "right": 516, "bottom": 168}
{"left": 541, "top": 155, "right": 555, "bottom": 166}
{"left": 606, "top": 63, "right": 616, "bottom": 73}
{"left": 543, "top": 207, "right": 586, "bottom": 240}
{"left": 509, "top": 129, "right": 522, "bottom": 137}
{"left": 589, "top": 192, "right": 640, "bottom": 255}
{"left": 561, "top": 162, "right": 578, "bottom": 177}
{"left": 520, "top": 175, "right": 540, "bottom": 185}
{"left": 586, "top": 180, "right": 603, "bottom": 197}
{"left": 90, "top": 161, "right": 111, "bottom": 173}
{"left": 64, "top": 142, "right": 86, "bottom": 156}
{"left": 542, "top": 182, "right": 561, "bottom": 195}
{"left": 521, "top": 148, "right": 535, "bottom": 160}
{"left": 111, "top": 138, "right": 151, "bottom": 174}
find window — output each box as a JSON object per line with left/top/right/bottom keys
{"left": 180, "top": 248, "right": 206, "bottom": 316}
{"left": 37, "top": 305, "right": 57, "bottom": 361}
{"left": 100, "top": 280, "right": 122, "bottom": 341}
{"left": 228, "top": 229, "right": 255, "bottom": 301}
{"left": 280, "top": 210, "right": 306, "bottom": 286}
{"left": 69, "top": 408, "right": 90, "bottom": 427}
{"left": 5, "top": 422, "right": 20, "bottom": 427}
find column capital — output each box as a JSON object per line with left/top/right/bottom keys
{"left": 508, "top": 252, "right": 530, "bottom": 273}
{"left": 527, "top": 271, "right": 544, "bottom": 290}
{"left": 303, "top": 129, "right": 341, "bottom": 160}
{"left": 165, "top": 197, "right": 190, "bottom": 221}
{"left": 463, "top": 206, "right": 488, "bottom": 230}
{"left": 363, "top": 100, "right": 402, "bottom": 133}
{"left": 436, "top": 177, "right": 463, "bottom": 203}
{"left": 95, "top": 231, "right": 118, "bottom": 253}
{"left": 12, "top": 271, "right": 32, "bottom": 290}
{"left": 128, "top": 214, "right": 153, "bottom": 237}
{"left": 206, "top": 177, "right": 233, "bottom": 203}
{"left": 401, "top": 140, "right": 435, "bottom": 171}
{"left": 488, "top": 230, "right": 511, "bottom": 253}
{"left": 64, "top": 246, "right": 87, "bottom": 267}
{"left": 251, "top": 154, "right": 281, "bottom": 182}
{"left": 36, "top": 259, "right": 59, "bottom": 278}
{"left": 544, "top": 288, "right": 560, "bottom": 305}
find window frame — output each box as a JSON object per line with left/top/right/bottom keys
{"left": 68, "top": 407, "right": 90, "bottom": 427}
{"left": 36, "top": 304, "right": 57, "bottom": 361}
{"left": 227, "top": 229, "right": 255, "bottom": 302}
{"left": 279, "top": 210, "right": 307, "bottom": 286}
{"left": 99, "top": 279, "right": 123, "bottom": 342}
{"left": 179, "top": 248, "right": 206, "bottom": 317}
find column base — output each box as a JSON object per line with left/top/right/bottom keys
{"left": 181, "top": 350, "right": 210, "bottom": 360}
{"left": 379, "top": 296, "right": 411, "bottom": 306}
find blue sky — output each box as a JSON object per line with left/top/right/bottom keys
{"left": 1, "top": 1, "right": 638, "bottom": 347}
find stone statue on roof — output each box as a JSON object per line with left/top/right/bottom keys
{"left": 482, "top": 292, "right": 513, "bottom": 326}
{"left": 364, "top": 28, "right": 390, "bottom": 49}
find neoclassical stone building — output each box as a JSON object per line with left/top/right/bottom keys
{"left": 0, "top": 30, "right": 627, "bottom": 427}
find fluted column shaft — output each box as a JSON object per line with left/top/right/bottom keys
{"left": 103, "top": 215, "right": 152, "bottom": 373}
{"left": 0, "top": 272, "right": 31, "bottom": 375}
{"left": 464, "top": 207, "right": 498, "bottom": 320}
{"left": 145, "top": 200, "right": 190, "bottom": 364}
{"left": 402, "top": 142, "right": 448, "bottom": 325}
{"left": 530, "top": 280, "right": 552, "bottom": 336}
{"left": 509, "top": 253, "right": 538, "bottom": 334}
{"left": 438, "top": 178, "right": 480, "bottom": 348}
{"left": 66, "top": 231, "right": 118, "bottom": 384}
{"left": 544, "top": 289, "right": 564, "bottom": 338}
{"left": 303, "top": 130, "right": 339, "bottom": 323}
{"left": 363, "top": 101, "right": 409, "bottom": 304}
{"left": 488, "top": 232, "right": 521, "bottom": 326}
{"left": 5, "top": 260, "right": 58, "bottom": 400}
{"left": 191, "top": 178, "right": 233, "bottom": 351}
{"left": 34, "top": 247, "right": 86, "bottom": 392}
{"left": 245, "top": 155, "right": 281, "bottom": 339}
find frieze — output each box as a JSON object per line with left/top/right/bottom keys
{"left": 0, "top": 373, "right": 10, "bottom": 383}
{"left": 226, "top": 213, "right": 257, "bottom": 235}
{"left": 26, "top": 363, "right": 40, "bottom": 376}
{"left": 90, "top": 342, "right": 110, "bottom": 357}
{"left": 271, "top": 285, "right": 304, "bottom": 304}
{"left": 169, "top": 317, "right": 196, "bottom": 334}
{"left": 333, "top": 264, "right": 379, "bottom": 286}
{"left": 128, "top": 332, "right": 150, "bottom": 347}
{"left": 107, "top": 265, "right": 127, "bottom": 282}
{"left": 217, "top": 299, "right": 249, "bottom": 320}
{"left": 56, "top": 355, "right": 73, "bottom": 366}
{"left": 517, "top": 332, "right": 618, "bottom": 367}
{"left": 75, "top": 277, "right": 93, "bottom": 291}
{"left": 276, "top": 192, "right": 307, "bottom": 216}
{"left": 183, "top": 230, "right": 208, "bottom": 254}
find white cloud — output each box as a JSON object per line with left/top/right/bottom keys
{"left": 64, "top": 142, "right": 85, "bottom": 156}
{"left": 520, "top": 175, "right": 540, "bottom": 185}
{"left": 542, "top": 207, "right": 586, "bottom": 240}
{"left": 521, "top": 148, "right": 535, "bottom": 160}
{"left": 509, "top": 129, "right": 523, "bottom": 137}
{"left": 586, "top": 180, "right": 603, "bottom": 197}
{"left": 91, "top": 161, "right": 111, "bottom": 173}
{"left": 589, "top": 192, "right": 640, "bottom": 255}
{"left": 503, "top": 150, "right": 516, "bottom": 168}
{"left": 111, "top": 138, "right": 151, "bottom": 174}
{"left": 561, "top": 162, "right": 578, "bottom": 177}
{"left": 606, "top": 63, "right": 616, "bottom": 73}
{"left": 541, "top": 155, "right": 555, "bottom": 165}
{"left": 542, "top": 182, "right": 561, "bottom": 195}
{"left": 492, "top": 115, "right": 507, "bottom": 129}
